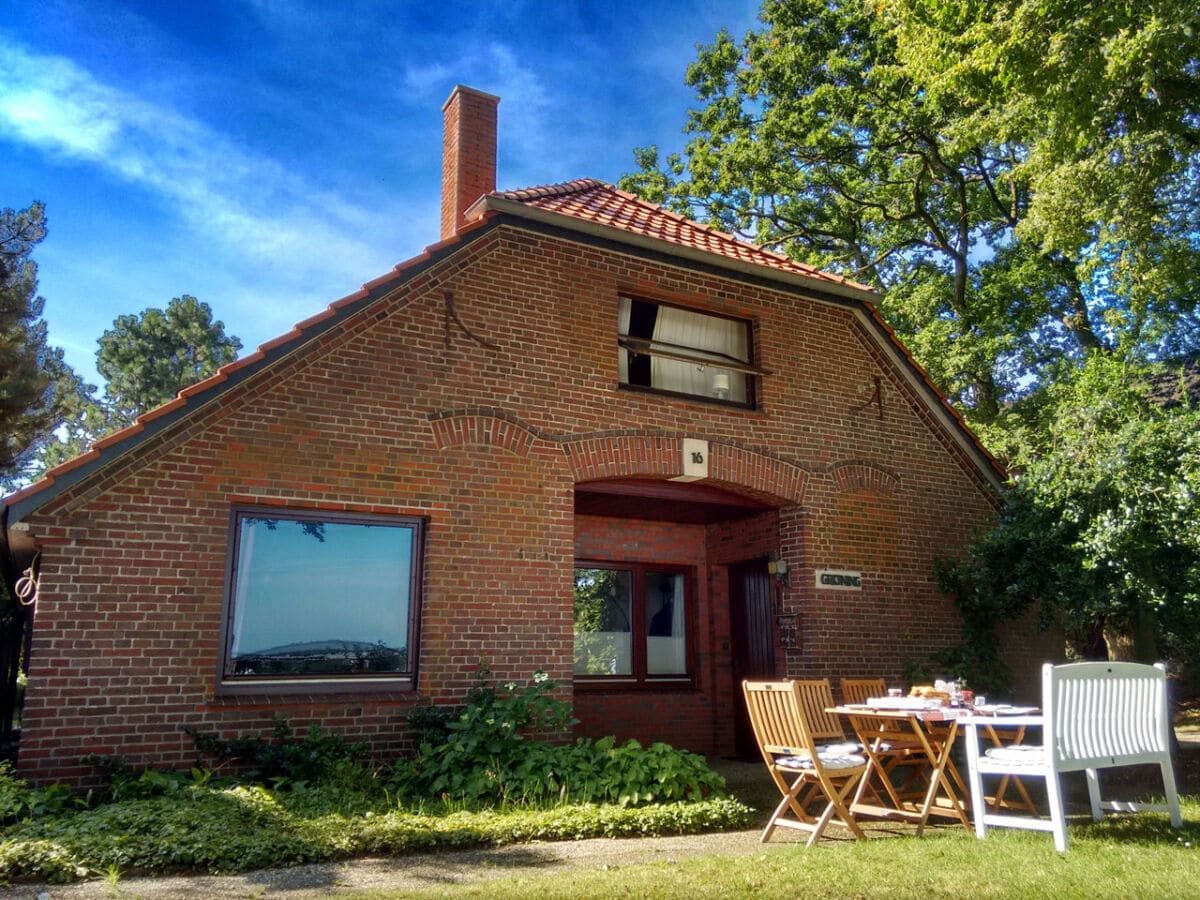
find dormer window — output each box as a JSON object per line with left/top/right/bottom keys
{"left": 618, "top": 296, "right": 763, "bottom": 407}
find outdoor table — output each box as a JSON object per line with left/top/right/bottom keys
{"left": 828, "top": 703, "right": 975, "bottom": 834}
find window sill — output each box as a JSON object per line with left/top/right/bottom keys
{"left": 617, "top": 383, "right": 758, "bottom": 410}
{"left": 213, "top": 677, "right": 416, "bottom": 702}
{"left": 574, "top": 678, "right": 697, "bottom": 693}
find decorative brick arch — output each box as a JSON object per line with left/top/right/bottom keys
{"left": 562, "top": 434, "right": 809, "bottom": 506}
{"left": 429, "top": 410, "right": 538, "bottom": 457}
{"left": 829, "top": 461, "right": 899, "bottom": 496}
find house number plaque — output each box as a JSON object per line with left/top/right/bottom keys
{"left": 671, "top": 438, "right": 710, "bottom": 482}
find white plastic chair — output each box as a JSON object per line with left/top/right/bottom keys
{"left": 964, "top": 661, "right": 1183, "bottom": 852}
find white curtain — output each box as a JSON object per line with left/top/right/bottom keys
{"left": 617, "top": 297, "right": 632, "bottom": 383}
{"left": 229, "top": 521, "right": 255, "bottom": 660}
{"left": 651, "top": 305, "right": 748, "bottom": 401}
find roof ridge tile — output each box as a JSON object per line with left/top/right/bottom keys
{"left": 498, "top": 179, "right": 865, "bottom": 290}
{"left": 496, "top": 178, "right": 606, "bottom": 202}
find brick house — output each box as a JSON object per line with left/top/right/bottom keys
{"left": 1, "top": 86, "right": 1056, "bottom": 785}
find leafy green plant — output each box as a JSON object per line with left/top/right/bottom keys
{"left": 393, "top": 670, "right": 576, "bottom": 803}
{"left": 391, "top": 671, "right": 725, "bottom": 806}
{"left": 0, "top": 760, "right": 32, "bottom": 823}
{"left": 0, "top": 761, "right": 81, "bottom": 824}
{"left": 187, "top": 717, "right": 371, "bottom": 787}
{"left": 405, "top": 703, "right": 454, "bottom": 747}
{"left": 0, "top": 780, "right": 749, "bottom": 883}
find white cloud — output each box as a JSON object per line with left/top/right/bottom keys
{"left": 0, "top": 35, "right": 414, "bottom": 300}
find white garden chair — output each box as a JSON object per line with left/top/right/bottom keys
{"left": 964, "top": 661, "right": 1183, "bottom": 852}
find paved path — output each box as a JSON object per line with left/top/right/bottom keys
{"left": 4, "top": 828, "right": 797, "bottom": 899}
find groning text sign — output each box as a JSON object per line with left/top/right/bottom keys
{"left": 815, "top": 569, "right": 863, "bottom": 591}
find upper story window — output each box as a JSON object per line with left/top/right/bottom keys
{"left": 219, "top": 507, "right": 424, "bottom": 695}
{"left": 618, "top": 295, "right": 763, "bottom": 407}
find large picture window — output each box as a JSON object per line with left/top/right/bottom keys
{"left": 219, "top": 507, "right": 424, "bottom": 693}
{"left": 618, "top": 295, "right": 761, "bottom": 406}
{"left": 573, "top": 563, "right": 692, "bottom": 686}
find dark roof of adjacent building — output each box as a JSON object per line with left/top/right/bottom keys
{"left": 1145, "top": 355, "right": 1200, "bottom": 409}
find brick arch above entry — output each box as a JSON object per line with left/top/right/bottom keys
{"left": 428, "top": 413, "right": 810, "bottom": 507}
{"left": 562, "top": 433, "right": 809, "bottom": 507}
{"left": 829, "top": 461, "right": 900, "bottom": 496}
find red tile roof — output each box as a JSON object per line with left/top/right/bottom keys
{"left": 485, "top": 179, "right": 871, "bottom": 292}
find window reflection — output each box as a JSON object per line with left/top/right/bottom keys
{"left": 227, "top": 512, "right": 417, "bottom": 679}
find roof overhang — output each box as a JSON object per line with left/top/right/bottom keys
{"left": 0, "top": 217, "right": 505, "bottom": 527}
{"left": 473, "top": 194, "right": 874, "bottom": 304}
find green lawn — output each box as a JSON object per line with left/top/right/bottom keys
{"left": 391, "top": 803, "right": 1200, "bottom": 899}
{"left": 2, "top": 749, "right": 1196, "bottom": 896}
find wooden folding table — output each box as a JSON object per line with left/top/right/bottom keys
{"left": 828, "top": 704, "right": 973, "bottom": 834}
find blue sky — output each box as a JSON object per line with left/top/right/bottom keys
{"left": 1, "top": 1, "right": 761, "bottom": 387}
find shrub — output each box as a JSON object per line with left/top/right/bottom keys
{"left": 391, "top": 671, "right": 726, "bottom": 806}
{"left": 81, "top": 755, "right": 217, "bottom": 803}
{"left": 405, "top": 703, "right": 455, "bottom": 747}
{"left": 0, "top": 761, "right": 79, "bottom": 825}
{"left": 187, "top": 717, "right": 371, "bottom": 787}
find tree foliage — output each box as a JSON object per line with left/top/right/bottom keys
{"left": 620, "top": 0, "right": 1200, "bottom": 424}
{"left": 96, "top": 294, "right": 242, "bottom": 426}
{"left": 941, "top": 355, "right": 1200, "bottom": 678}
{"left": 0, "top": 203, "right": 74, "bottom": 485}
{"left": 621, "top": 2, "right": 1200, "bottom": 673}
{"left": 14, "top": 293, "right": 243, "bottom": 486}
{"left": 0, "top": 204, "right": 243, "bottom": 490}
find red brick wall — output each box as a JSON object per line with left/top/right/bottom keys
{"left": 16, "top": 222, "right": 1059, "bottom": 785}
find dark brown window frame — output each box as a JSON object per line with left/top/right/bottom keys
{"left": 573, "top": 560, "right": 697, "bottom": 691}
{"left": 617, "top": 295, "right": 764, "bottom": 409}
{"left": 216, "top": 505, "right": 425, "bottom": 697}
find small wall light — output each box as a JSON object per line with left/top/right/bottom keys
{"left": 767, "top": 553, "right": 791, "bottom": 588}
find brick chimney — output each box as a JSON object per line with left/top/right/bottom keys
{"left": 440, "top": 85, "right": 500, "bottom": 240}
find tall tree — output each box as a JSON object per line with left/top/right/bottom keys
{"left": 0, "top": 203, "right": 73, "bottom": 486}
{"left": 25, "top": 295, "right": 243, "bottom": 482}
{"left": 620, "top": 0, "right": 1200, "bottom": 426}
{"left": 96, "top": 295, "right": 242, "bottom": 426}
{"left": 941, "top": 354, "right": 1200, "bottom": 676}
{"left": 887, "top": 0, "right": 1200, "bottom": 362}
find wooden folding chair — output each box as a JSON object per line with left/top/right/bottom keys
{"left": 794, "top": 679, "right": 859, "bottom": 751}
{"left": 839, "top": 677, "right": 886, "bottom": 706}
{"left": 839, "top": 677, "right": 931, "bottom": 805}
{"left": 742, "top": 680, "right": 870, "bottom": 845}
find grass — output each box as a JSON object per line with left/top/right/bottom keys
{"left": 1176, "top": 701, "right": 1200, "bottom": 734}
{"left": 3, "top": 750, "right": 1198, "bottom": 896}
{"left": 384, "top": 801, "right": 1200, "bottom": 899}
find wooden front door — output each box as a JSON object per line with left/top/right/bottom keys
{"left": 729, "top": 559, "right": 776, "bottom": 758}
